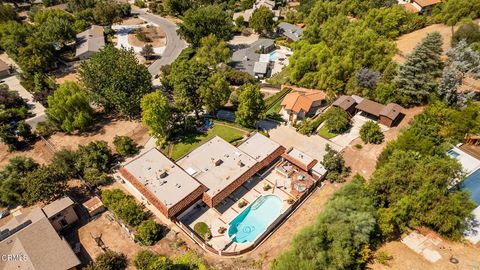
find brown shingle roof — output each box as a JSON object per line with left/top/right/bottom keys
{"left": 355, "top": 99, "right": 384, "bottom": 117}
{"left": 332, "top": 95, "right": 356, "bottom": 111}
{"left": 380, "top": 103, "right": 404, "bottom": 121}
{"left": 414, "top": 0, "right": 441, "bottom": 7}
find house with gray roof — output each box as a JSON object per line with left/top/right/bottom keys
{"left": 75, "top": 25, "right": 105, "bottom": 60}
{"left": 277, "top": 22, "right": 304, "bottom": 42}
{"left": 231, "top": 39, "right": 275, "bottom": 78}
{"left": 233, "top": 0, "right": 280, "bottom": 23}
{"left": 0, "top": 198, "right": 81, "bottom": 270}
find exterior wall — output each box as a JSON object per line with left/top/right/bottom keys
{"left": 49, "top": 206, "right": 78, "bottom": 232}
{"left": 311, "top": 100, "right": 323, "bottom": 107}
{"left": 379, "top": 115, "right": 394, "bottom": 127}
{"left": 119, "top": 167, "right": 206, "bottom": 218}
{"left": 208, "top": 146, "right": 286, "bottom": 207}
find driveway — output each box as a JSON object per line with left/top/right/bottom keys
{"left": 330, "top": 113, "right": 389, "bottom": 148}
{"left": 132, "top": 8, "right": 188, "bottom": 76}
{"left": 113, "top": 24, "right": 166, "bottom": 55}
{"left": 3, "top": 75, "right": 46, "bottom": 129}
{"left": 266, "top": 123, "right": 342, "bottom": 162}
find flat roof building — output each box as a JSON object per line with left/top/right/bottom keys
{"left": 120, "top": 148, "right": 206, "bottom": 218}
{"left": 238, "top": 132, "right": 284, "bottom": 162}
{"left": 178, "top": 136, "right": 258, "bottom": 207}
{"left": 283, "top": 148, "right": 318, "bottom": 172}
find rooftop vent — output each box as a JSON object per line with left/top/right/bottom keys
{"left": 238, "top": 160, "right": 244, "bottom": 167}
{"left": 158, "top": 169, "right": 168, "bottom": 179}
{"left": 214, "top": 159, "right": 223, "bottom": 166}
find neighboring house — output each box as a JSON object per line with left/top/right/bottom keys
{"left": 280, "top": 91, "right": 326, "bottom": 121}
{"left": 332, "top": 95, "right": 357, "bottom": 116}
{"left": 0, "top": 198, "right": 81, "bottom": 270}
{"left": 277, "top": 22, "right": 304, "bottom": 42}
{"left": 233, "top": 0, "right": 280, "bottom": 23}
{"left": 0, "top": 59, "right": 10, "bottom": 79}
{"left": 403, "top": 0, "right": 441, "bottom": 14}
{"left": 332, "top": 95, "right": 404, "bottom": 127}
{"left": 231, "top": 39, "right": 275, "bottom": 77}
{"left": 75, "top": 25, "right": 105, "bottom": 60}
{"left": 42, "top": 196, "right": 79, "bottom": 232}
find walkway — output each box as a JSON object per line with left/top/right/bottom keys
{"left": 3, "top": 75, "right": 46, "bottom": 130}
{"left": 131, "top": 7, "right": 188, "bottom": 76}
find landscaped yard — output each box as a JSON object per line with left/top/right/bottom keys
{"left": 317, "top": 126, "right": 337, "bottom": 139}
{"left": 169, "top": 122, "right": 248, "bottom": 160}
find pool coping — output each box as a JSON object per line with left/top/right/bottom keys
{"left": 173, "top": 180, "right": 324, "bottom": 257}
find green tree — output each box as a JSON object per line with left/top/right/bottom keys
{"left": 198, "top": 73, "right": 231, "bottom": 114}
{"left": 195, "top": 34, "right": 230, "bottom": 67}
{"left": 163, "top": 60, "right": 210, "bottom": 117}
{"left": 433, "top": 0, "right": 480, "bottom": 26}
{"left": 79, "top": 45, "right": 152, "bottom": 116}
{"left": 323, "top": 107, "right": 350, "bottom": 133}
{"left": 0, "top": 3, "right": 19, "bottom": 22}
{"left": 113, "top": 135, "right": 139, "bottom": 157}
{"left": 272, "top": 177, "right": 377, "bottom": 270}
{"left": 362, "top": 6, "right": 426, "bottom": 39}
{"left": 452, "top": 22, "right": 480, "bottom": 47}
{"left": 164, "top": 0, "right": 192, "bottom": 16}
{"left": 85, "top": 250, "right": 128, "bottom": 270}
{"left": 134, "top": 250, "right": 171, "bottom": 270}
{"left": 17, "top": 38, "right": 56, "bottom": 76}
{"left": 22, "top": 165, "right": 68, "bottom": 205}
{"left": 360, "top": 121, "right": 384, "bottom": 144}
{"left": 321, "top": 144, "right": 348, "bottom": 182}
{"left": 102, "top": 189, "right": 145, "bottom": 226}
{"left": 92, "top": 1, "right": 131, "bottom": 25}
{"left": 235, "top": 84, "right": 265, "bottom": 127}
{"left": 136, "top": 220, "right": 162, "bottom": 246}
{"left": 0, "top": 21, "right": 31, "bottom": 59}
{"left": 394, "top": 32, "right": 443, "bottom": 106}
{"left": 75, "top": 140, "right": 114, "bottom": 176}
{"left": 0, "top": 156, "right": 38, "bottom": 206}
{"left": 36, "top": 15, "right": 75, "bottom": 47}
{"left": 249, "top": 6, "right": 275, "bottom": 34}
{"left": 178, "top": 4, "right": 234, "bottom": 47}
{"left": 46, "top": 81, "right": 94, "bottom": 133}
{"left": 0, "top": 124, "right": 19, "bottom": 151}
{"left": 141, "top": 90, "right": 172, "bottom": 140}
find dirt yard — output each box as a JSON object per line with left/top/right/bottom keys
{"left": 370, "top": 231, "right": 480, "bottom": 270}
{"left": 342, "top": 106, "right": 424, "bottom": 180}
{"left": 0, "top": 119, "right": 150, "bottom": 168}
{"left": 55, "top": 71, "right": 79, "bottom": 84}
{"left": 394, "top": 24, "right": 455, "bottom": 63}
{"left": 128, "top": 26, "right": 166, "bottom": 48}
{"left": 120, "top": 18, "right": 145, "bottom": 26}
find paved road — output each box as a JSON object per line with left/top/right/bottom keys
{"left": 132, "top": 8, "right": 188, "bottom": 76}
{"left": 3, "top": 75, "right": 46, "bottom": 130}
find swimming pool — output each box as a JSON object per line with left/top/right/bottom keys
{"left": 269, "top": 51, "right": 278, "bottom": 61}
{"left": 447, "top": 149, "right": 460, "bottom": 158}
{"left": 463, "top": 169, "right": 480, "bottom": 205}
{"left": 228, "top": 195, "right": 282, "bottom": 243}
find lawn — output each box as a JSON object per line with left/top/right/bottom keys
{"left": 317, "top": 126, "right": 337, "bottom": 139}
{"left": 170, "top": 123, "right": 247, "bottom": 160}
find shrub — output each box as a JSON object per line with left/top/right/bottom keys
{"left": 35, "top": 121, "right": 55, "bottom": 137}
{"left": 360, "top": 121, "right": 384, "bottom": 144}
{"left": 85, "top": 250, "right": 127, "bottom": 270}
{"left": 136, "top": 220, "right": 162, "bottom": 246}
{"left": 323, "top": 107, "right": 350, "bottom": 134}
{"left": 193, "top": 222, "right": 211, "bottom": 240}
{"left": 322, "top": 144, "right": 349, "bottom": 182}
{"left": 101, "top": 189, "right": 146, "bottom": 227}
{"left": 134, "top": 250, "right": 171, "bottom": 270}
{"left": 218, "top": 227, "right": 226, "bottom": 234}
{"left": 375, "top": 250, "right": 392, "bottom": 266}
{"left": 263, "top": 183, "right": 272, "bottom": 191}
{"left": 113, "top": 135, "right": 139, "bottom": 157}
{"left": 238, "top": 200, "right": 247, "bottom": 208}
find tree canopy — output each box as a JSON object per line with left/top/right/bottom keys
{"left": 79, "top": 45, "right": 152, "bottom": 117}
{"left": 249, "top": 6, "right": 275, "bottom": 34}
{"left": 178, "top": 4, "right": 234, "bottom": 47}
{"left": 46, "top": 81, "right": 93, "bottom": 133}
{"left": 235, "top": 84, "right": 265, "bottom": 127}
{"left": 141, "top": 90, "right": 172, "bottom": 141}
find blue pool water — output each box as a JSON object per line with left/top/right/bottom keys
{"left": 463, "top": 169, "right": 480, "bottom": 205}
{"left": 447, "top": 149, "right": 460, "bottom": 158}
{"left": 228, "top": 195, "right": 282, "bottom": 243}
{"left": 269, "top": 51, "right": 278, "bottom": 61}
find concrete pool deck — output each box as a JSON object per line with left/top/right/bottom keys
{"left": 177, "top": 164, "right": 321, "bottom": 253}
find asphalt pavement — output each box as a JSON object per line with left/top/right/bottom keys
{"left": 132, "top": 8, "right": 188, "bottom": 76}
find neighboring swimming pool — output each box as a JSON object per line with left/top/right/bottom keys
{"left": 463, "top": 169, "right": 480, "bottom": 205}
{"left": 228, "top": 195, "right": 282, "bottom": 243}
{"left": 269, "top": 51, "right": 278, "bottom": 61}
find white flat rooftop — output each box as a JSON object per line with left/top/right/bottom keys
{"left": 177, "top": 136, "right": 257, "bottom": 197}
{"left": 238, "top": 133, "right": 281, "bottom": 162}
{"left": 286, "top": 148, "right": 315, "bottom": 168}
{"left": 122, "top": 148, "right": 202, "bottom": 209}
{"left": 448, "top": 146, "right": 480, "bottom": 175}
